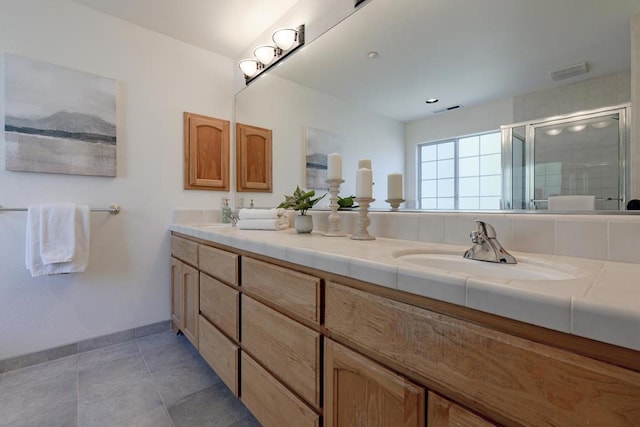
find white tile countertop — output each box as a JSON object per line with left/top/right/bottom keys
{"left": 169, "top": 222, "right": 640, "bottom": 352}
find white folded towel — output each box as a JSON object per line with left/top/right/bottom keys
{"left": 26, "top": 204, "right": 90, "bottom": 277}
{"left": 238, "top": 208, "right": 285, "bottom": 220}
{"left": 236, "top": 217, "right": 289, "bottom": 230}
{"left": 40, "top": 203, "right": 76, "bottom": 264}
{"left": 548, "top": 195, "right": 595, "bottom": 211}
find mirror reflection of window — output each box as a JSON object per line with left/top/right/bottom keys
{"left": 419, "top": 131, "right": 502, "bottom": 210}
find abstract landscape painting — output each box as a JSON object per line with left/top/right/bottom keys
{"left": 305, "top": 127, "right": 341, "bottom": 189}
{"left": 4, "top": 54, "right": 117, "bottom": 176}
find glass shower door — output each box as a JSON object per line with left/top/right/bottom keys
{"left": 529, "top": 108, "right": 625, "bottom": 210}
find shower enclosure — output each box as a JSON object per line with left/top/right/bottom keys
{"left": 501, "top": 104, "right": 629, "bottom": 210}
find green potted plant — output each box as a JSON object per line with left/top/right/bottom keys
{"left": 278, "top": 186, "right": 326, "bottom": 233}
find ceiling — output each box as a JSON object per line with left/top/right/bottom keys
{"left": 72, "top": 0, "right": 298, "bottom": 59}
{"left": 72, "top": 0, "right": 640, "bottom": 123}
{"left": 272, "top": 0, "right": 640, "bottom": 122}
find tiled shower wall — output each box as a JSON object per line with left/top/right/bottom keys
{"left": 513, "top": 71, "right": 631, "bottom": 122}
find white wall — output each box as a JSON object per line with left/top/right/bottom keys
{"left": 404, "top": 98, "right": 514, "bottom": 208}
{"left": 0, "top": 0, "right": 234, "bottom": 359}
{"left": 235, "top": 73, "right": 404, "bottom": 209}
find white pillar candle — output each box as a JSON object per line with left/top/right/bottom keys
{"left": 356, "top": 168, "right": 373, "bottom": 198}
{"left": 358, "top": 159, "right": 372, "bottom": 170}
{"left": 387, "top": 173, "right": 403, "bottom": 200}
{"left": 327, "top": 152, "right": 342, "bottom": 180}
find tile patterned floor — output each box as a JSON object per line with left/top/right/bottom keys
{"left": 0, "top": 331, "right": 260, "bottom": 427}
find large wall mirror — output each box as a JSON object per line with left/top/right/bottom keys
{"left": 235, "top": 0, "right": 640, "bottom": 212}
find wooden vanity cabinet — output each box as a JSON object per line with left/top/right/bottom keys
{"left": 325, "top": 339, "right": 425, "bottom": 427}
{"left": 428, "top": 391, "right": 496, "bottom": 427}
{"left": 240, "top": 256, "right": 322, "bottom": 425}
{"left": 170, "top": 257, "right": 199, "bottom": 348}
{"left": 170, "top": 233, "right": 640, "bottom": 427}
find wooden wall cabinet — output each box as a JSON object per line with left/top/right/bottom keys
{"left": 184, "top": 112, "right": 230, "bottom": 191}
{"left": 236, "top": 123, "right": 272, "bottom": 192}
{"left": 325, "top": 339, "right": 425, "bottom": 427}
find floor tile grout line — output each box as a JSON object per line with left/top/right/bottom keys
{"left": 76, "top": 357, "right": 80, "bottom": 427}
{"left": 135, "top": 335, "right": 177, "bottom": 427}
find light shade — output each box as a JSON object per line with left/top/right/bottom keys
{"left": 238, "top": 59, "right": 259, "bottom": 77}
{"left": 272, "top": 28, "right": 297, "bottom": 50}
{"left": 254, "top": 45, "right": 276, "bottom": 65}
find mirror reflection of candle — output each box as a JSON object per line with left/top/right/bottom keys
{"left": 327, "top": 152, "right": 342, "bottom": 180}
{"left": 387, "top": 173, "right": 403, "bottom": 200}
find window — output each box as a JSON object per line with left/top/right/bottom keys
{"left": 419, "top": 132, "right": 502, "bottom": 210}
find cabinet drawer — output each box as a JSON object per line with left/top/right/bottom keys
{"left": 242, "top": 257, "right": 320, "bottom": 324}
{"left": 198, "top": 315, "right": 239, "bottom": 396}
{"left": 200, "top": 273, "right": 239, "bottom": 341}
{"left": 242, "top": 295, "right": 321, "bottom": 408}
{"left": 241, "top": 352, "right": 319, "bottom": 427}
{"left": 198, "top": 244, "right": 238, "bottom": 285}
{"left": 325, "top": 281, "right": 640, "bottom": 427}
{"left": 171, "top": 235, "right": 198, "bottom": 266}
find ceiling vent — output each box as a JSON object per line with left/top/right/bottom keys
{"left": 551, "top": 62, "right": 589, "bottom": 81}
{"left": 433, "top": 105, "right": 462, "bottom": 114}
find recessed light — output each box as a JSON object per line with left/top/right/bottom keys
{"left": 425, "top": 98, "right": 439, "bottom": 104}
{"left": 367, "top": 51, "right": 379, "bottom": 58}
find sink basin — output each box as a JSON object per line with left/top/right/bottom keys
{"left": 393, "top": 249, "right": 586, "bottom": 281}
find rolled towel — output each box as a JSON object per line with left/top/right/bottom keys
{"left": 236, "top": 217, "right": 289, "bottom": 230}
{"left": 238, "top": 208, "right": 285, "bottom": 220}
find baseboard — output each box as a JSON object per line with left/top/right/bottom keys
{"left": 0, "top": 320, "right": 171, "bottom": 374}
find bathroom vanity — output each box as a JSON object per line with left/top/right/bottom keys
{"left": 169, "top": 223, "right": 640, "bottom": 427}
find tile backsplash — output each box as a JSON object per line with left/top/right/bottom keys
{"left": 311, "top": 211, "right": 640, "bottom": 264}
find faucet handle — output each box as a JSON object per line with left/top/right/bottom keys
{"left": 475, "top": 220, "right": 496, "bottom": 238}
{"left": 470, "top": 230, "right": 479, "bottom": 243}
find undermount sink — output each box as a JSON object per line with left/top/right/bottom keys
{"left": 392, "top": 249, "right": 586, "bottom": 281}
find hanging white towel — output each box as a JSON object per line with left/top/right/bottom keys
{"left": 40, "top": 203, "right": 76, "bottom": 264}
{"left": 26, "top": 204, "right": 91, "bottom": 277}
{"left": 238, "top": 208, "right": 286, "bottom": 220}
{"left": 236, "top": 217, "right": 289, "bottom": 230}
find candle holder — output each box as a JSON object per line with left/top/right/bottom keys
{"left": 385, "top": 198, "right": 405, "bottom": 211}
{"left": 323, "top": 179, "right": 346, "bottom": 237}
{"left": 351, "top": 198, "right": 375, "bottom": 240}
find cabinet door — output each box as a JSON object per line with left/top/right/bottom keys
{"left": 428, "top": 391, "right": 496, "bottom": 427}
{"left": 170, "top": 257, "right": 183, "bottom": 333}
{"left": 181, "top": 262, "right": 199, "bottom": 348}
{"left": 325, "top": 339, "right": 425, "bottom": 427}
{"left": 236, "top": 123, "right": 272, "bottom": 192}
{"left": 183, "top": 112, "right": 230, "bottom": 190}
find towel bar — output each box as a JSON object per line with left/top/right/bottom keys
{"left": 0, "top": 204, "right": 121, "bottom": 215}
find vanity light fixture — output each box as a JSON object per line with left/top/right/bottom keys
{"left": 238, "top": 59, "right": 260, "bottom": 78}
{"left": 545, "top": 128, "right": 563, "bottom": 136}
{"left": 425, "top": 98, "right": 439, "bottom": 104}
{"left": 254, "top": 45, "right": 277, "bottom": 65}
{"left": 238, "top": 24, "right": 305, "bottom": 85}
{"left": 592, "top": 120, "right": 611, "bottom": 129}
{"left": 567, "top": 124, "right": 586, "bottom": 132}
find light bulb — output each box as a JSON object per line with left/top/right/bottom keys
{"left": 238, "top": 59, "right": 259, "bottom": 77}
{"left": 254, "top": 46, "right": 276, "bottom": 65}
{"left": 272, "top": 28, "right": 297, "bottom": 50}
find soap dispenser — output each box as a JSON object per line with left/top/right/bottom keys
{"left": 221, "top": 198, "right": 232, "bottom": 223}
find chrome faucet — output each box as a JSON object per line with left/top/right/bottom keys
{"left": 463, "top": 220, "right": 517, "bottom": 264}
